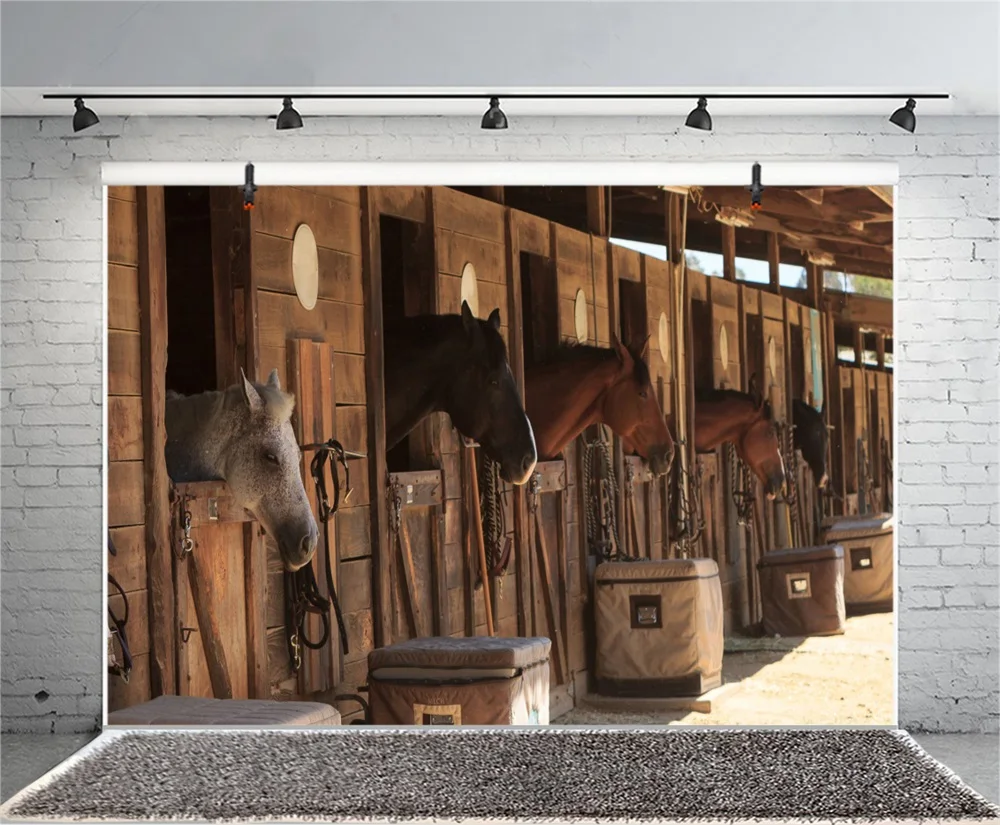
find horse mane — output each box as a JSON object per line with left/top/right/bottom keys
{"left": 386, "top": 312, "right": 509, "bottom": 370}
{"left": 535, "top": 340, "right": 651, "bottom": 387}
{"left": 166, "top": 380, "right": 295, "bottom": 424}
{"left": 695, "top": 385, "right": 774, "bottom": 420}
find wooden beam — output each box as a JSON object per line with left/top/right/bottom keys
{"left": 136, "top": 186, "right": 176, "bottom": 698}
{"left": 767, "top": 232, "right": 781, "bottom": 294}
{"left": 853, "top": 326, "right": 865, "bottom": 367}
{"left": 721, "top": 224, "right": 737, "bottom": 281}
{"left": 482, "top": 186, "right": 505, "bottom": 205}
{"left": 586, "top": 186, "right": 608, "bottom": 237}
{"left": 807, "top": 262, "right": 823, "bottom": 311}
{"left": 797, "top": 188, "right": 825, "bottom": 206}
{"left": 360, "top": 187, "right": 394, "bottom": 649}
{"left": 823, "top": 292, "right": 893, "bottom": 332}
{"left": 875, "top": 332, "right": 886, "bottom": 369}
{"left": 867, "top": 185, "right": 894, "bottom": 209}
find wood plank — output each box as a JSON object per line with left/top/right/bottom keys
{"left": 108, "top": 460, "right": 145, "bottom": 527}
{"left": 108, "top": 396, "right": 143, "bottom": 462}
{"left": 108, "top": 652, "right": 150, "bottom": 712}
{"left": 108, "top": 196, "right": 139, "bottom": 266}
{"left": 437, "top": 230, "right": 507, "bottom": 284}
{"left": 108, "top": 186, "right": 137, "bottom": 203}
{"left": 438, "top": 273, "right": 507, "bottom": 318}
{"left": 335, "top": 405, "right": 368, "bottom": 455}
{"left": 244, "top": 525, "right": 269, "bottom": 698}
{"left": 373, "top": 185, "right": 428, "bottom": 223}
{"left": 108, "top": 264, "right": 140, "bottom": 331}
{"left": 337, "top": 506, "right": 371, "bottom": 560}
{"left": 395, "top": 510, "right": 429, "bottom": 638}
{"left": 186, "top": 533, "right": 236, "bottom": 699}
{"left": 388, "top": 470, "right": 444, "bottom": 507}
{"left": 767, "top": 233, "right": 781, "bottom": 293}
{"left": 333, "top": 354, "right": 367, "bottom": 405}
{"left": 257, "top": 292, "right": 365, "bottom": 355}
{"left": 613, "top": 243, "right": 642, "bottom": 283}
{"left": 289, "top": 186, "right": 361, "bottom": 206}
{"left": 108, "top": 587, "right": 149, "bottom": 657}
{"left": 511, "top": 209, "right": 550, "bottom": 257}
{"left": 555, "top": 260, "right": 609, "bottom": 307}
{"left": 108, "top": 330, "right": 142, "bottom": 396}
{"left": 360, "top": 187, "right": 393, "bottom": 649}
{"left": 532, "top": 509, "right": 568, "bottom": 684}
{"left": 136, "top": 186, "right": 175, "bottom": 699}
{"left": 339, "top": 557, "right": 373, "bottom": 615}
{"left": 433, "top": 187, "right": 506, "bottom": 244}
{"left": 253, "top": 233, "right": 364, "bottom": 305}
{"left": 253, "top": 187, "right": 362, "bottom": 255}
{"left": 108, "top": 525, "right": 147, "bottom": 594}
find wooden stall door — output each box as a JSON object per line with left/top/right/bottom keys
{"left": 760, "top": 292, "right": 791, "bottom": 551}
{"left": 172, "top": 482, "right": 253, "bottom": 700}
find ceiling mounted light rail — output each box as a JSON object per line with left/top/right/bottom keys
{"left": 53, "top": 92, "right": 947, "bottom": 134}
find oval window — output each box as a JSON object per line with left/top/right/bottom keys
{"left": 719, "top": 324, "right": 729, "bottom": 373}
{"left": 574, "top": 289, "right": 589, "bottom": 343}
{"left": 657, "top": 311, "right": 670, "bottom": 364}
{"left": 291, "top": 223, "right": 319, "bottom": 311}
{"left": 461, "top": 262, "right": 479, "bottom": 317}
{"left": 768, "top": 336, "right": 777, "bottom": 380}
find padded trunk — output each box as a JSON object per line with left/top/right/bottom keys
{"left": 594, "top": 558, "right": 724, "bottom": 697}
{"left": 822, "top": 513, "right": 894, "bottom": 613}
{"left": 106, "top": 695, "right": 341, "bottom": 726}
{"left": 367, "top": 636, "right": 551, "bottom": 726}
{"left": 758, "top": 544, "right": 846, "bottom": 637}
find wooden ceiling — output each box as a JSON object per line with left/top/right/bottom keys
{"left": 501, "top": 184, "right": 893, "bottom": 280}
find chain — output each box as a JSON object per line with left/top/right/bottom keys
{"left": 581, "top": 428, "right": 626, "bottom": 561}
{"left": 170, "top": 489, "right": 195, "bottom": 560}
{"left": 387, "top": 474, "right": 402, "bottom": 536}
{"left": 727, "top": 442, "right": 756, "bottom": 528}
{"left": 859, "top": 436, "right": 879, "bottom": 514}
{"left": 480, "top": 454, "right": 509, "bottom": 596}
{"left": 673, "top": 442, "right": 705, "bottom": 558}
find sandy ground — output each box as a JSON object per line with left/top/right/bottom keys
{"left": 554, "top": 612, "right": 895, "bottom": 726}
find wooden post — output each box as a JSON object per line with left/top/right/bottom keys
{"left": 360, "top": 187, "right": 394, "bottom": 649}
{"left": 721, "top": 224, "right": 737, "bottom": 282}
{"left": 482, "top": 186, "right": 505, "bottom": 204}
{"left": 586, "top": 186, "right": 608, "bottom": 237}
{"left": 187, "top": 550, "right": 234, "bottom": 699}
{"left": 853, "top": 325, "right": 865, "bottom": 369}
{"left": 136, "top": 186, "right": 176, "bottom": 698}
{"left": 504, "top": 210, "right": 530, "bottom": 638}
{"left": 767, "top": 233, "right": 781, "bottom": 295}
{"left": 875, "top": 333, "right": 886, "bottom": 369}
{"left": 807, "top": 262, "right": 823, "bottom": 310}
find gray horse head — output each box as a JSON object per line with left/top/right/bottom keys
{"left": 224, "top": 369, "right": 318, "bottom": 571}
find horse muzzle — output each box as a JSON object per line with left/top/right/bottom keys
{"left": 646, "top": 444, "right": 674, "bottom": 478}
{"left": 818, "top": 472, "right": 829, "bottom": 490}
{"left": 280, "top": 524, "right": 319, "bottom": 572}
{"left": 501, "top": 449, "right": 538, "bottom": 486}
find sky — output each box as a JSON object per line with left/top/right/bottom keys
{"left": 609, "top": 237, "right": 807, "bottom": 288}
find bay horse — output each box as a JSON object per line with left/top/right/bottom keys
{"left": 383, "top": 301, "right": 537, "bottom": 486}
{"left": 165, "top": 369, "right": 319, "bottom": 572}
{"left": 523, "top": 335, "right": 674, "bottom": 477}
{"left": 792, "top": 398, "right": 831, "bottom": 489}
{"left": 694, "top": 379, "right": 786, "bottom": 499}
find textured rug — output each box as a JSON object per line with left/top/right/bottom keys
{"left": 2, "top": 728, "right": 997, "bottom": 824}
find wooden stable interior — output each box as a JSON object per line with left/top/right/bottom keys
{"left": 106, "top": 182, "right": 894, "bottom": 721}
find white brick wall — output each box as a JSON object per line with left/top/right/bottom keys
{"left": 2, "top": 113, "right": 997, "bottom": 734}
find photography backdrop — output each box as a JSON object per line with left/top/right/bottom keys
{"left": 1, "top": 0, "right": 997, "bottom": 735}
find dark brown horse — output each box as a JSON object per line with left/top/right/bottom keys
{"left": 523, "top": 335, "right": 674, "bottom": 477}
{"left": 792, "top": 398, "right": 831, "bottom": 489}
{"left": 383, "top": 301, "right": 537, "bottom": 485}
{"left": 694, "top": 380, "right": 786, "bottom": 499}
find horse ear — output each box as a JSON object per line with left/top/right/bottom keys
{"left": 266, "top": 368, "right": 281, "bottom": 390}
{"left": 487, "top": 307, "right": 501, "bottom": 331}
{"left": 637, "top": 334, "right": 651, "bottom": 362}
{"left": 611, "top": 333, "right": 632, "bottom": 366}
{"left": 240, "top": 368, "right": 264, "bottom": 412}
{"left": 460, "top": 300, "right": 479, "bottom": 339}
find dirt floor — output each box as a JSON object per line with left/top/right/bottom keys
{"left": 554, "top": 612, "right": 895, "bottom": 726}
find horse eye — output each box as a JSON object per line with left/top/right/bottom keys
{"left": 638, "top": 390, "right": 648, "bottom": 400}
{"left": 265, "top": 453, "right": 279, "bottom": 465}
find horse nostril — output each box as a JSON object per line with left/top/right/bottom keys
{"left": 521, "top": 453, "right": 535, "bottom": 475}
{"left": 300, "top": 532, "right": 317, "bottom": 560}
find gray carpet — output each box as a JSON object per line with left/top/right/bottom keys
{"left": 3, "top": 728, "right": 999, "bottom": 823}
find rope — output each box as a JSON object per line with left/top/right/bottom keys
{"left": 284, "top": 439, "right": 352, "bottom": 672}
{"left": 479, "top": 454, "right": 511, "bottom": 588}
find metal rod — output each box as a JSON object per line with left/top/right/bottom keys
{"left": 43, "top": 92, "right": 951, "bottom": 101}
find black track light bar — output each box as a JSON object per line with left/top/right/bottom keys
{"left": 43, "top": 92, "right": 950, "bottom": 101}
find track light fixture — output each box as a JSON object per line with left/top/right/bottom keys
{"left": 72, "top": 97, "right": 99, "bottom": 132}
{"left": 481, "top": 97, "right": 508, "bottom": 130}
{"left": 748, "top": 162, "right": 764, "bottom": 210}
{"left": 889, "top": 98, "right": 916, "bottom": 133}
{"left": 685, "top": 97, "right": 712, "bottom": 131}
{"left": 243, "top": 162, "right": 257, "bottom": 210}
{"left": 276, "top": 97, "right": 303, "bottom": 130}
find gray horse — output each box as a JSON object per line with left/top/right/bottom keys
{"left": 165, "top": 369, "right": 319, "bottom": 572}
